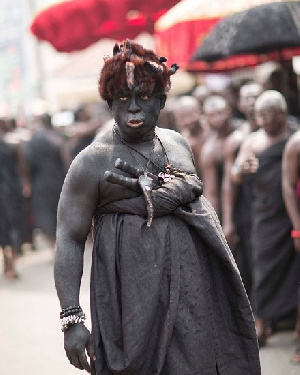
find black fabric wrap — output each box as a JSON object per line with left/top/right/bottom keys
{"left": 90, "top": 175, "right": 260, "bottom": 375}
{"left": 251, "top": 137, "right": 300, "bottom": 319}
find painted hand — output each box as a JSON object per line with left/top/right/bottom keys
{"left": 64, "top": 323, "right": 95, "bottom": 373}
{"left": 239, "top": 153, "right": 259, "bottom": 175}
{"left": 104, "top": 158, "right": 160, "bottom": 191}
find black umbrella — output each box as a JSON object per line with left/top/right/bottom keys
{"left": 191, "top": 1, "right": 300, "bottom": 62}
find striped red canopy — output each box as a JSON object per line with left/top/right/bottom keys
{"left": 155, "top": 0, "right": 300, "bottom": 72}
{"left": 30, "top": 0, "right": 180, "bottom": 52}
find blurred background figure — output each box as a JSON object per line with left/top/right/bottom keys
{"left": 0, "top": 117, "right": 25, "bottom": 279}
{"left": 221, "top": 81, "right": 245, "bottom": 122}
{"left": 222, "top": 82, "right": 262, "bottom": 294}
{"left": 191, "top": 84, "right": 212, "bottom": 129}
{"left": 232, "top": 90, "right": 300, "bottom": 347}
{"left": 172, "top": 95, "right": 209, "bottom": 175}
{"left": 69, "top": 104, "right": 93, "bottom": 159}
{"left": 21, "top": 113, "right": 69, "bottom": 252}
{"left": 65, "top": 102, "right": 112, "bottom": 159}
{"left": 282, "top": 130, "right": 300, "bottom": 364}
{"left": 200, "top": 94, "right": 236, "bottom": 218}
{"left": 261, "top": 61, "right": 300, "bottom": 120}
{"left": 157, "top": 97, "right": 177, "bottom": 131}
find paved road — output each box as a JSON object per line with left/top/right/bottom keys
{"left": 0, "top": 239, "right": 299, "bottom": 375}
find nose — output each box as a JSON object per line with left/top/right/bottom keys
{"left": 128, "top": 97, "right": 141, "bottom": 114}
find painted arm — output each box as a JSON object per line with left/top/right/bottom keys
{"left": 282, "top": 136, "right": 300, "bottom": 252}
{"left": 54, "top": 153, "right": 99, "bottom": 373}
{"left": 230, "top": 136, "right": 258, "bottom": 185}
{"left": 200, "top": 147, "right": 220, "bottom": 216}
{"left": 222, "top": 138, "right": 239, "bottom": 246}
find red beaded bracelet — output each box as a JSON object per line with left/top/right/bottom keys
{"left": 291, "top": 230, "right": 300, "bottom": 238}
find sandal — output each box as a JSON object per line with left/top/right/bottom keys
{"left": 291, "top": 347, "right": 300, "bottom": 365}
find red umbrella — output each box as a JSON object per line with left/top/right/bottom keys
{"left": 30, "top": 0, "right": 180, "bottom": 52}
{"left": 154, "top": 0, "right": 300, "bottom": 71}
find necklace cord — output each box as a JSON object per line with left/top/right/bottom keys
{"left": 113, "top": 124, "right": 167, "bottom": 173}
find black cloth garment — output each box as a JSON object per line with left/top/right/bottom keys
{"left": 232, "top": 173, "right": 254, "bottom": 296}
{"left": 232, "top": 137, "right": 256, "bottom": 296}
{"left": 0, "top": 139, "right": 24, "bottom": 249}
{"left": 251, "top": 136, "right": 300, "bottom": 319}
{"left": 90, "top": 175, "right": 260, "bottom": 375}
{"left": 22, "top": 129, "right": 66, "bottom": 237}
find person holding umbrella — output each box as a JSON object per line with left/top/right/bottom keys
{"left": 54, "top": 40, "right": 260, "bottom": 374}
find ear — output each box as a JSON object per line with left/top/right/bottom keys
{"left": 159, "top": 94, "right": 167, "bottom": 110}
{"left": 107, "top": 99, "right": 112, "bottom": 110}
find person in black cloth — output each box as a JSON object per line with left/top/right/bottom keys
{"left": 0, "top": 118, "right": 24, "bottom": 279}
{"left": 232, "top": 90, "right": 300, "bottom": 347}
{"left": 54, "top": 40, "right": 260, "bottom": 375}
{"left": 282, "top": 130, "right": 300, "bottom": 364}
{"left": 22, "top": 113, "right": 68, "bottom": 251}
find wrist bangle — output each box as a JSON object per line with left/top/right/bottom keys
{"left": 61, "top": 311, "right": 86, "bottom": 332}
{"left": 60, "top": 305, "right": 82, "bottom": 318}
{"left": 233, "top": 161, "right": 243, "bottom": 176}
{"left": 60, "top": 305, "right": 86, "bottom": 332}
{"left": 291, "top": 230, "right": 300, "bottom": 238}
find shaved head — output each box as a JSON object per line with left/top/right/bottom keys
{"left": 240, "top": 83, "right": 262, "bottom": 99}
{"left": 203, "top": 95, "right": 228, "bottom": 114}
{"left": 174, "top": 96, "right": 199, "bottom": 111}
{"left": 255, "top": 90, "right": 287, "bottom": 112}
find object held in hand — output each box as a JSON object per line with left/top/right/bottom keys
{"left": 158, "top": 164, "right": 184, "bottom": 184}
{"left": 243, "top": 161, "right": 250, "bottom": 170}
{"left": 138, "top": 173, "right": 154, "bottom": 227}
{"left": 158, "top": 171, "right": 175, "bottom": 183}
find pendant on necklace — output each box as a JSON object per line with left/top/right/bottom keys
{"left": 158, "top": 164, "right": 176, "bottom": 183}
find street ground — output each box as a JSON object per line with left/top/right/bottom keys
{"left": 0, "top": 235, "right": 299, "bottom": 375}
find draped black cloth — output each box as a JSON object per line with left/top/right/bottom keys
{"left": 232, "top": 173, "right": 254, "bottom": 295}
{"left": 90, "top": 176, "right": 260, "bottom": 375}
{"left": 0, "top": 139, "right": 24, "bottom": 249}
{"left": 22, "top": 130, "right": 66, "bottom": 237}
{"left": 251, "top": 137, "right": 300, "bottom": 319}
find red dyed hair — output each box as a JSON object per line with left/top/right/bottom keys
{"left": 98, "top": 39, "right": 179, "bottom": 104}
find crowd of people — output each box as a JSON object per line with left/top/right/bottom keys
{"left": 0, "top": 102, "right": 111, "bottom": 278}
{"left": 159, "top": 75, "right": 300, "bottom": 362}
{"left": 0, "top": 60, "right": 300, "bottom": 364}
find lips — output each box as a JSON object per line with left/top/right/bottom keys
{"left": 126, "top": 119, "right": 144, "bottom": 127}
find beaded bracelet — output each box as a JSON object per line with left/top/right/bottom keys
{"left": 291, "top": 230, "right": 300, "bottom": 238}
{"left": 61, "top": 311, "right": 86, "bottom": 332}
{"left": 60, "top": 305, "right": 82, "bottom": 319}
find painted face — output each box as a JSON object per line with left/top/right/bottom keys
{"left": 255, "top": 105, "right": 285, "bottom": 135}
{"left": 111, "top": 86, "right": 165, "bottom": 141}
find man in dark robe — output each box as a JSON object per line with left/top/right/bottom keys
{"left": 0, "top": 118, "right": 24, "bottom": 279}
{"left": 54, "top": 40, "right": 260, "bottom": 375}
{"left": 22, "top": 113, "right": 68, "bottom": 250}
{"left": 282, "top": 130, "right": 300, "bottom": 363}
{"left": 232, "top": 90, "right": 300, "bottom": 346}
